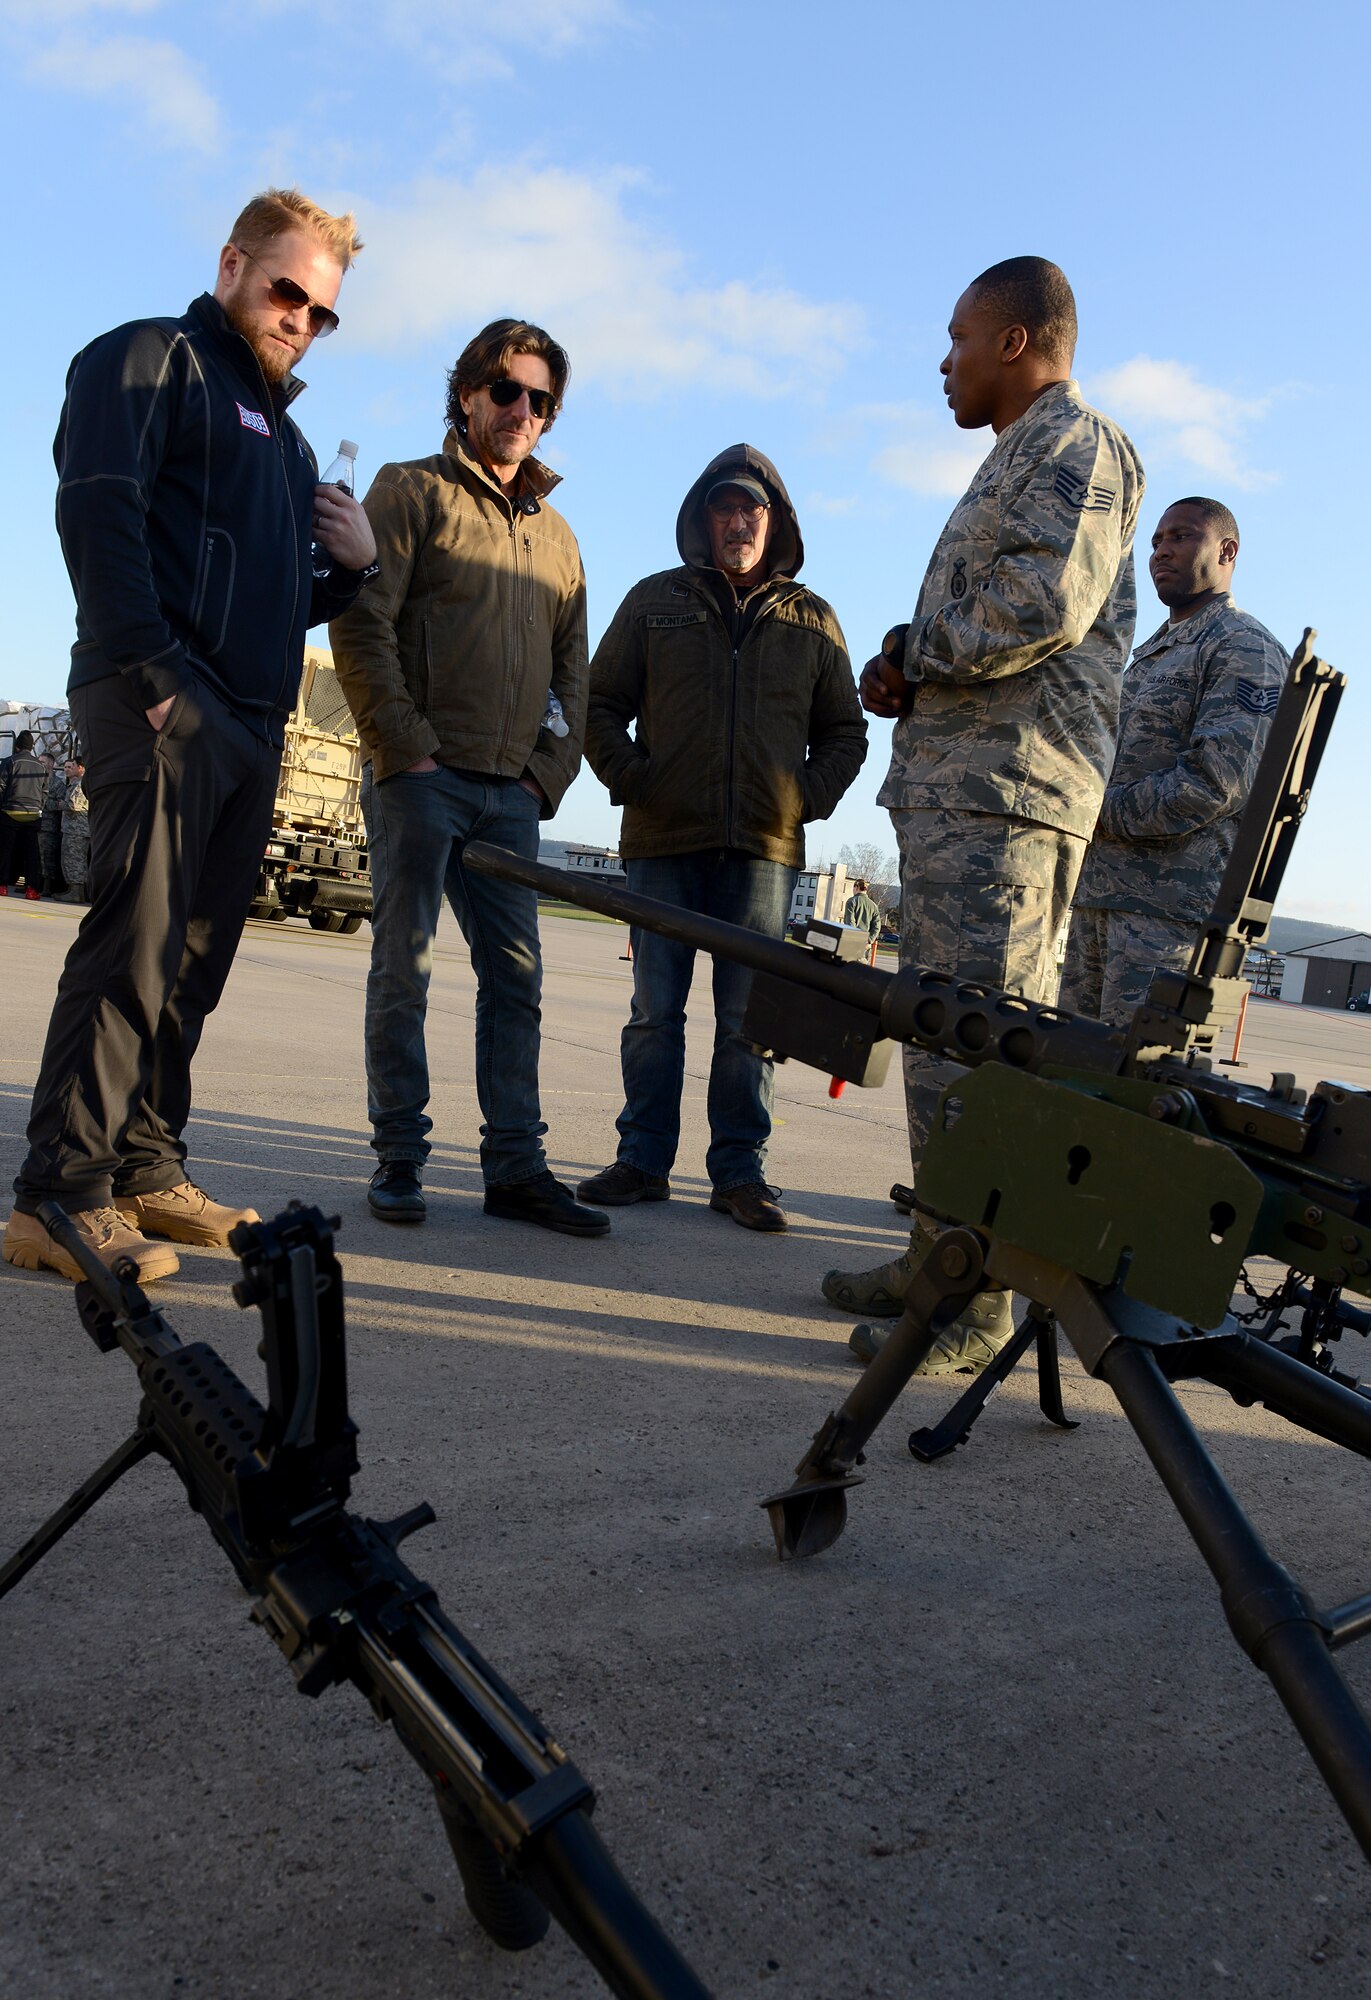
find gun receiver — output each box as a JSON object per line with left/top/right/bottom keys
{"left": 467, "top": 630, "right": 1371, "bottom": 1869}
{"left": 0, "top": 1205, "right": 711, "bottom": 2000}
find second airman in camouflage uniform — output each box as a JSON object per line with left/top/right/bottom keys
{"left": 1061, "top": 497, "right": 1288, "bottom": 1025}
{"left": 824, "top": 255, "right": 1144, "bottom": 1372}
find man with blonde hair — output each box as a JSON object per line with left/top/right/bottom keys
{"left": 4, "top": 188, "right": 377, "bottom": 1284}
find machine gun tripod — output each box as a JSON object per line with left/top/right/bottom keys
{"left": 0, "top": 1204, "right": 711, "bottom": 2000}
{"left": 465, "top": 627, "right": 1371, "bottom": 1867}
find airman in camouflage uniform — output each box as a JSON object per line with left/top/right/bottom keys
{"left": 823, "top": 256, "right": 1144, "bottom": 1372}
{"left": 1061, "top": 497, "right": 1288, "bottom": 1024}
{"left": 59, "top": 759, "right": 90, "bottom": 902}
{"left": 39, "top": 763, "right": 68, "bottom": 895}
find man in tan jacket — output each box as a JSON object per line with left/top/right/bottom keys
{"left": 579, "top": 447, "right": 866, "bottom": 1232}
{"left": 330, "top": 317, "right": 606, "bottom": 1238}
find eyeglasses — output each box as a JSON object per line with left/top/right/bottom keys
{"left": 235, "top": 245, "right": 340, "bottom": 338}
{"left": 706, "top": 497, "right": 768, "bottom": 523}
{"left": 485, "top": 377, "right": 557, "bottom": 422}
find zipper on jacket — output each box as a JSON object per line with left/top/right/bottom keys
{"left": 522, "top": 531, "right": 535, "bottom": 626}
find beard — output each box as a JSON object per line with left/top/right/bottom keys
{"left": 223, "top": 298, "right": 298, "bottom": 384}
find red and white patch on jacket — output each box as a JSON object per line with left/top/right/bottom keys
{"left": 236, "top": 403, "right": 271, "bottom": 436}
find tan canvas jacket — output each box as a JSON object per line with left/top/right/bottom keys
{"left": 328, "top": 428, "right": 588, "bottom": 812}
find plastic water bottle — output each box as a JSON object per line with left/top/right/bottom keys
{"left": 312, "top": 439, "right": 358, "bottom": 577}
{"left": 320, "top": 440, "right": 358, "bottom": 493}
{"left": 542, "top": 692, "right": 569, "bottom": 738}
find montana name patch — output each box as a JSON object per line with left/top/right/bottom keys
{"left": 1235, "top": 677, "right": 1282, "bottom": 716}
{"left": 645, "top": 611, "right": 708, "bottom": 629}
{"left": 1052, "top": 466, "right": 1116, "bottom": 512}
{"left": 236, "top": 402, "right": 270, "bottom": 436}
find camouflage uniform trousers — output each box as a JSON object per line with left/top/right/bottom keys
{"left": 39, "top": 813, "right": 64, "bottom": 892}
{"left": 1059, "top": 904, "right": 1196, "bottom": 1028}
{"left": 893, "top": 807, "right": 1086, "bottom": 1178}
{"left": 60, "top": 814, "right": 91, "bottom": 900}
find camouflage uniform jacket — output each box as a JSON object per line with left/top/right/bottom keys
{"left": 878, "top": 379, "right": 1144, "bottom": 838}
{"left": 1075, "top": 594, "right": 1288, "bottom": 923}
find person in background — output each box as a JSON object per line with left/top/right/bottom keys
{"left": 59, "top": 759, "right": 91, "bottom": 904}
{"left": 843, "top": 877, "right": 882, "bottom": 946}
{"left": 1060, "top": 496, "right": 1288, "bottom": 1024}
{"left": 39, "top": 757, "right": 68, "bottom": 897}
{"left": 0, "top": 731, "right": 47, "bottom": 898}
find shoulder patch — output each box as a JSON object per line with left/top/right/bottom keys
{"left": 644, "top": 611, "right": 708, "bottom": 629}
{"left": 1235, "top": 677, "right": 1282, "bottom": 717}
{"left": 236, "top": 402, "right": 271, "bottom": 436}
{"left": 1052, "top": 465, "right": 1116, "bottom": 512}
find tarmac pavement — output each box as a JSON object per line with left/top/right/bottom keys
{"left": 3, "top": 894, "right": 1371, "bottom": 1998}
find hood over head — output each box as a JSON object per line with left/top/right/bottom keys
{"left": 676, "top": 443, "right": 803, "bottom": 581}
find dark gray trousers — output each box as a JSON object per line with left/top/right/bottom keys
{"left": 13, "top": 673, "right": 279, "bottom": 1214}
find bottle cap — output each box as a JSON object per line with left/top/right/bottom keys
{"left": 337, "top": 440, "right": 359, "bottom": 458}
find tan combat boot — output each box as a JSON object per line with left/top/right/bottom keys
{"left": 2, "top": 1205, "right": 180, "bottom": 1284}
{"left": 821, "top": 1223, "right": 926, "bottom": 1315}
{"left": 114, "top": 1182, "right": 260, "bottom": 1248}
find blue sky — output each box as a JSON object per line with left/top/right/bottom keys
{"left": 2, "top": 0, "right": 1365, "bottom": 922}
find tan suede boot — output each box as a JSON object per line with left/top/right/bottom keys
{"left": 3, "top": 1205, "right": 180, "bottom": 1284}
{"left": 114, "top": 1183, "right": 260, "bottom": 1248}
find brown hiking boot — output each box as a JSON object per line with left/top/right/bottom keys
{"left": 114, "top": 1182, "right": 259, "bottom": 1248}
{"left": 709, "top": 1182, "right": 787, "bottom": 1232}
{"left": 2, "top": 1205, "right": 180, "bottom": 1285}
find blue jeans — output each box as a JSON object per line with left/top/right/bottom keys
{"left": 361, "top": 764, "right": 547, "bottom": 1186}
{"left": 616, "top": 851, "right": 798, "bottom": 1189}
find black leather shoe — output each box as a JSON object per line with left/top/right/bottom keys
{"left": 368, "top": 1160, "right": 426, "bottom": 1223}
{"left": 576, "top": 1161, "right": 670, "bottom": 1205}
{"left": 485, "top": 1170, "right": 610, "bottom": 1237}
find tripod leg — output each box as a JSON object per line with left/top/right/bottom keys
{"left": 1034, "top": 1316, "right": 1079, "bottom": 1432}
{"left": 762, "top": 1228, "right": 990, "bottom": 1557}
{"left": 0, "top": 1431, "right": 153, "bottom": 1601}
{"left": 1191, "top": 1332, "right": 1371, "bottom": 1456}
{"left": 908, "top": 1317, "right": 1037, "bottom": 1463}
{"left": 1100, "top": 1340, "right": 1371, "bottom": 1862}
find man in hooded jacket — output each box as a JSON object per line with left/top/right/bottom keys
{"left": 580, "top": 446, "right": 867, "bottom": 1232}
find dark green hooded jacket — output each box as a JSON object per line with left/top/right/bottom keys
{"left": 584, "top": 445, "right": 866, "bottom": 865}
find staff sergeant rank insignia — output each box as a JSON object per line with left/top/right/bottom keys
{"left": 1052, "top": 464, "right": 1117, "bottom": 513}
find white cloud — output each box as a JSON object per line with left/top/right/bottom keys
{"left": 0, "top": 0, "right": 158, "bottom": 18}
{"left": 858, "top": 405, "right": 989, "bottom": 498}
{"left": 1088, "top": 356, "right": 1277, "bottom": 491}
{"left": 26, "top": 29, "right": 221, "bottom": 152}
{"left": 340, "top": 169, "right": 864, "bottom": 396}
{"left": 806, "top": 492, "right": 858, "bottom": 517}
{"left": 247, "top": 0, "right": 627, "bottom": 72}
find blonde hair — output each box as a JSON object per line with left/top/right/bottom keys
{"left": 229, "top": 188, "right": 363, "bottom": 272}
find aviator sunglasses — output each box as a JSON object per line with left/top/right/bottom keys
{"left": 235, "top": 245, "right": 341, "bottom": 337}
{"left": 485, "top": 377, "right": 557, "bottom": 422}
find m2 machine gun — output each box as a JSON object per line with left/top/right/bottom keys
{"left": 0, "top": 1206, "right": 710, "bottom": 2000}
{"left": 467, "top": 629, "right": 1371, "bottom": 1867}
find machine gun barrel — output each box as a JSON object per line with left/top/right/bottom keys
{"left": 463, "top": 842, "right": 1125, "bottom": 1079}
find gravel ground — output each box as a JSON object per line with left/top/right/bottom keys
{"left": 3, "top": 896, "right": 1371, "bottom": 1999}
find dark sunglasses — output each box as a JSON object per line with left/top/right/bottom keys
{"left": 485, "top": 377, "right": 556, "bottom": 422}
{"left": 236, "top": 245, "right": 340, "bottom": 337}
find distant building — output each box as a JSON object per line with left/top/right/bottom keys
{"left": 790, "top": 863, "right": 850, "bottom": 925}
{"left": 1278, "top": 933, "right": 1371, "bottom": 1009}
{"left": 563, "top": 844, "right": 626, "bottom": 878}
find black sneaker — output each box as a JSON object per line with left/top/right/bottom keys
{"left": 368, "top": 1160, "right": 426, "bottom": 1223}
{"left": 709, "top": 1181, "right": 788, "bottom": 1232}
{"left": 485, "top": 1170, "right": 610, "bottom": 1237}
{"left": 576, "top": 1161, "right": 670, "bottom": 1205}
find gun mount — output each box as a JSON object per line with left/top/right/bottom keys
{"left": 466, "top": 629, "right": 1371, "bottom": 1867}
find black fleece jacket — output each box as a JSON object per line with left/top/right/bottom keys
{"left": 54, "top": 293, "right": 363, "bottom": 744}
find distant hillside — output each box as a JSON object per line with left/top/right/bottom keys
{"left": 1266, "top": 915, "right": 1371, "bottom": 954}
